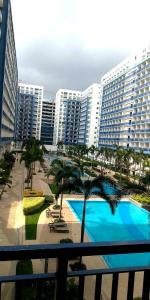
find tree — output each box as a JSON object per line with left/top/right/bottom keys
{"left": 57, "top": 140, "right": 64, "bottom": 154}
{"left": 56, "top": 175, "right": 122, "bottom": 243}
{"left": 89, "top": 145, "right": 97, "bottom": 160}
{"left": 47, "top": 159, "right": 80, "bottom": 218}
{"left": 140, "top": 172, "right": 150, "bottom": 190}
{"left": 72, "top": 157, "right": 91, "bottom": 176}
{"left": 20, "top": 138, "right": 44, "bottom": 189}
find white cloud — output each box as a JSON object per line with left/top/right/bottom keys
{"left": 11, "top": 0, "right": 150, "bottom": 94}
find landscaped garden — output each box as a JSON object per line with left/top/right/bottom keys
{"left": 0, "top": 150, "right": 16, "bottom": 198}
{"left": 23, "top": 195, "right": 50, "bottom": 240}
{"left": 18, "top": 139, "right": 150, "bottom": 299}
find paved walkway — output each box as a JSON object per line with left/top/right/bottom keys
{"left": 0, "top": 158, "right": 25, "bottom": 300}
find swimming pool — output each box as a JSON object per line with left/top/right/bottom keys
{"left": 68, "top": 200, "right": 150, "bottom": 268}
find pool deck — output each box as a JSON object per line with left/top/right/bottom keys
{"left": 35, "top": 192, "right": 144, "bottom": 300}
{"left": 0, "top": 157, "right": 145, "bottom": 300}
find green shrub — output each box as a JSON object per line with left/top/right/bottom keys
{"left": 59, "top": 238, "right": 80, "bottom": 260}
{"left": 23, "top": 197, "right": 45, "bottom": 215}
{"left": 132, "top": 194, "right": 150, "bottom": 204}
{"left": 16, "top": 259, "right": 33, "bottom": 275}
{"left": 66, "top": 278, "right": 80, "bottom": 300}
{"left": 16, "top": 260, "right": 35, "bottom": 300}
{"left": 70, "top": 261, "right": 86, "bottom": 271}
{"left": 53, "top": 204, "right": 60, "bottom": 210}
{"left": 44, "top": 195, "right": 54, "bottom": 204}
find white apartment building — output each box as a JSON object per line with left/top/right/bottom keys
{"left": 53, "top": 89, "right": 82, "bottom": 146}
{"left": 18, "top": 83, "right": 44, "bottom": 140}
{"left": 53, "top": 84, "right": 101, "bottom": 147}
{"left": 99, "top": 46, "right": 150, "bottom": 154}
{"left": 78, "top": 84, "right": 101, "bottom": 147}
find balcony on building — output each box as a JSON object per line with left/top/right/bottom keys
{"left": 0, "top": 241, "right": 150, "bottom": 300}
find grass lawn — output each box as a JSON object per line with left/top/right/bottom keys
{"left": 25, "top": 203, "right": 49, "bottom": 240}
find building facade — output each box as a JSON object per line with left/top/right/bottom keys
{"left": 53, "top": 84, "right": 101, "bottom": 147}
{"left": 99, "top": 46, "right": 150, "bottom": 153}
{"left": 18, "top": 83, "right": 44, "bottom": 140}
{"left": 78, "top": 84, "right": 101, "bottom": 147}
{"left": 16, "top": 93, "right": 34, "bottom": 141}
{"left": 0, "top": 0, "right": 18, "bottom": 146}
{"left": 41, "top": 99, "right": 55, "bottom": 145}
{"left": 53, "top": 89, "right": 82, "bottom": 146}
{"left": 64, "top": 98, "right": 80, "bottom": 145}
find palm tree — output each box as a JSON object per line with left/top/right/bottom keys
{"left": 73, "top": 157, "right": 91, "bottom": 176}
{"left": 140, "top": 172, "right": 150, "bottom": 190}
{"left": 56, "top": 175, "right": 121, "bottom": 243}
{"left": 57, "top": 140, "right": 64, "bottom": 154}
{"left": 96, "top": 147, "right": 106, "bottom": 174}
{"left": 89, "top": 145, "right": 97, "bottom": 160}
{"left": 47, "top": 159, "right": 80, "bottom": 218}
{"left": 20, "top": 140, "right": 44, "bottom": 189}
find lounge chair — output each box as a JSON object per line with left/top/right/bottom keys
{"left": 46, "top": 209, "right": 51, "bottom": 217}
{"left": 53, "top": 226, "right": 69, "bottom": 233}
{"left": 48, "top": 222, "right": 67, "bottom": 232}
{"left": 50, "top": 211, "right": 62, "bottom": 218}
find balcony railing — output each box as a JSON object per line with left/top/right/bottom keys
{"left": 0, "top": 241, "right": 150, "bottom": 300}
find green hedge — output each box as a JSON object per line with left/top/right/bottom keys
{"left": 16, "top": 260, "right": 35, "bottom": 300}
{"left": 16, "top": 259, "right": 33, "bottom": 275}
{"left": 132, "top": 194, "right": 150, "bottom": 204}
{"left": 44, "top": 194, "right": 54, "bottom": 204}
{"left": 23, "top": 197, "right": 45, "bottom": 215}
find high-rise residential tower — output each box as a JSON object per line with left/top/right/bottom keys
{"left": 99, "top": 46, "right": 150, "bottom": 153}
{"left": 78, "top": 84, "right": 101, "bottom": 147}
{"left": 53, "top": 84, "right": 101, "bottom": 147}
{"left": 18, "top": 83, "right": 44, "bottom": 140}
{"left": 15, "top": 93, "right": 34, "bottom": 141}
{"left": 53, "top": 89, "right": 82, "bottom": 146}
{"left": 64, "top": 98, "right": 80, "bottom": 145}
{"left": 41, "top": 99, "right": 55, "bottom": 145}
{"left": 0, "top": 0, "right": 18, "bottom": 146}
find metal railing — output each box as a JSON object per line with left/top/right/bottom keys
{"left": 0, "top": 240, "right": 150, "bottom": 300}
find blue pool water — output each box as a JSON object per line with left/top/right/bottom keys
{"left": 68, "top": 200, "right": 150, "bottom": 268}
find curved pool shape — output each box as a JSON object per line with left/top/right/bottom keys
{"left": 68, "top": 200, "right": 150, "bottom": 268}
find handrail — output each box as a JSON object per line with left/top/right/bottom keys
{"left": 0, "top": 240, "right": 149, "bottom": 261}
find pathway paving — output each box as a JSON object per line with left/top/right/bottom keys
{"left": 0, "top": 158, "right": 25, "bottom": 300}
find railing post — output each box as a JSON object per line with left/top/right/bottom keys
{"left": 44, "top": 258, "right": 48, "bottom": 273}
{"left": 55, "top": 256, "right": 68, "bottom": 300}
{"left": 79, "top": 276, "right": 85, "bottom": 300}
{"left": 142, "top": 270, "right": 150, "bottom": 300}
